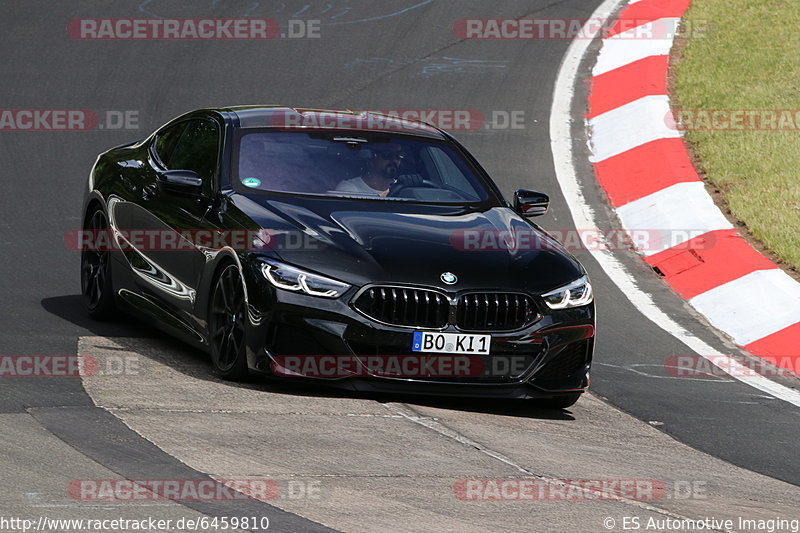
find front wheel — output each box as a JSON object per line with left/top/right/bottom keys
{"left": 81, "top": 208, "right": 116, "bottom": 320}
{"left": 209, "top": 263, "right": 249, "bottom": 380}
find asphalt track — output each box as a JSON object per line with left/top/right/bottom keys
{"left": 1, "top": 0, "right": 799, "bottom": 531}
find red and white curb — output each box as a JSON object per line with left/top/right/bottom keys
{"left": 586, "top": 0, "right": 800, "bottom": 371}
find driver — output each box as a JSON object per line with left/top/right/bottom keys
{"left": 335, "top": 143, "right": 404, "bottom": 196}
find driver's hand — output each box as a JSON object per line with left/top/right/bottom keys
{"left": 388, "top": 174, "right": 424, "bottom": 196}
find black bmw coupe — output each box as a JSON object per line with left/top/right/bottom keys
{"left": 80, "top": 107, "right": 595, "bottom": 408}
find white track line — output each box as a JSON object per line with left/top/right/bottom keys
{"left": 549, "top": 0, "right": 800, "bottom": 407}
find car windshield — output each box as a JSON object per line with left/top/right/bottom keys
{"left": 233, "top": 131, "right": 491, "bottom": 203}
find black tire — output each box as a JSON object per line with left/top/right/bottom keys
{"left": 81, "top": 208, "right": 116, "bottom": 320}
{"left": 208, "top": 263, "right": 249, "bottom": 380}
{"left": 536, "top": 392, "right": 582, "bottom": 410}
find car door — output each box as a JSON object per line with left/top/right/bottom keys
{"left": 127, "top": 116, "right": 223, "bottom": 329}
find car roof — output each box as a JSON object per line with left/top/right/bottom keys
{"left": 216, "top": 106, "right": 448, "bottom": 140}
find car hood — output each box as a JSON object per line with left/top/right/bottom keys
{"left": 232, "top": 195, "right": 584, "bottom": 293}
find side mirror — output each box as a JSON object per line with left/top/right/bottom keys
{"left": 159, "top": 170, "right": 203, "bottom": 196}
{"left": 514, "top": 189, "right": 549, "bottom": 217}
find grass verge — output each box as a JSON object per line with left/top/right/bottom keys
{"left": 672, "top": 0, "right": 800, "bottom": 271}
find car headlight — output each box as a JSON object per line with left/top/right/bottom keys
{"left": 541, "top": 275, "right": 593, "bottom": 309}
{"left": 261, "top": 260, "right": 350, "bottom": 298}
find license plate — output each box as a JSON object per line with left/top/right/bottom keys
{"left": 412, "top": 331, "right": 491, "bottom": 355}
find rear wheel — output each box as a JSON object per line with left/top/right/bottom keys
{"left": 81, "top": 208, "right": 116, "bottom": 320}
{"left": 536, "top": 392, "right": 582, "bottom": 410}
{"left": 209, "top": 263, "right": 249, "bottom": 380}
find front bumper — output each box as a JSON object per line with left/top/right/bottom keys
{"left": 241, "top": 268, "right": 594, "bottom": 399}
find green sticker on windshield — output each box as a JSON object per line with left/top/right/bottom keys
{"left": 242, "top": 177, "right": 261, "bottom": 188}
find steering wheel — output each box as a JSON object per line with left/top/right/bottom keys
{"left": 387, "top": 174, "right": 438, "bottom": 197}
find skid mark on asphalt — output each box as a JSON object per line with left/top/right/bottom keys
{"left": 136, "top": 0, "right": 433, "bottom": 26}
{"left": 342, "top": 56, "right": 511, "bottom": 77}
{"left": 594, "top": 362, "right": 737, "bottom": 383}
{"left": 418, "top": 57, "right": 510, "bottom": 77}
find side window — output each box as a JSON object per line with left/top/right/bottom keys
{"left": 154, "top": 122, "right": 186, "bottom": 166}
{"left": 167, "top": 119, "right": 220, "bottom": 183}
